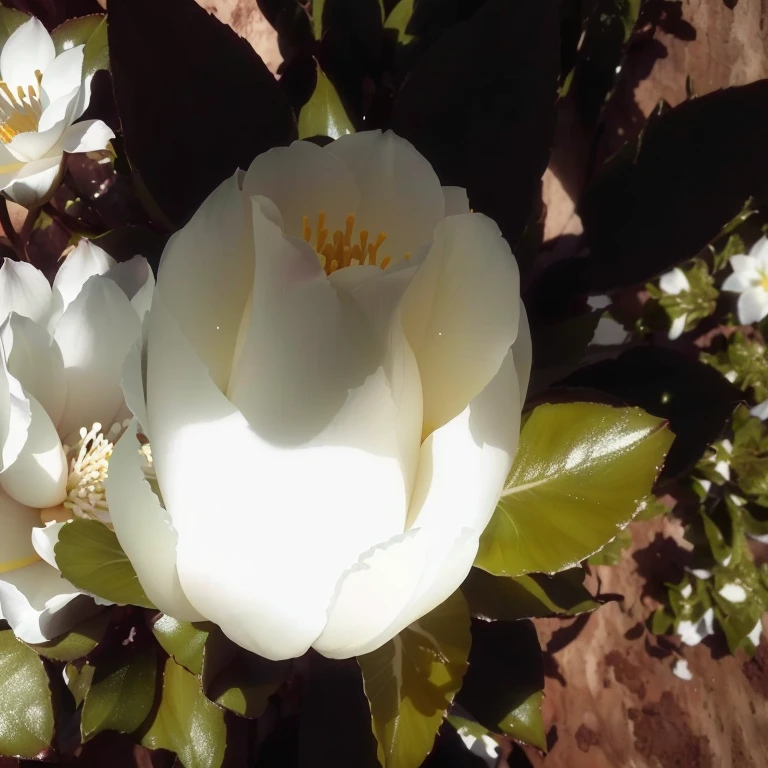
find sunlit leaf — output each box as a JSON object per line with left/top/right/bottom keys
{"left": 298, "top": 64, "right": 354, "bottom": 140}
{"left": 52, "top": 14, "right": 109, "bottom": 78}
{"left": 151, "top": 615, "right": 213, "bottom": 676}
{"left": 476, "top": 403, "right": 673, "bottom": 576}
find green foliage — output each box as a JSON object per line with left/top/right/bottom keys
{"left": 151, "top": 615, "right": 213, "bottom": 676}
{"left": 55, "top": 519, "right": 155, "bottom": 609}
{"left": 476, "top": 402, "right": 674, "bottom": 576}
{"left": 701, "top": 332, "right": 768, "bottom": 404}
{"left": 384, "top": 0, "right": 416, "bottom": 44}
{"left": 462, "top": 568, "right": 599, "bottom": 621}
{"left": 51, "top": 15, "right": 109, "bottom": 78}
{"left": 358, "top": 591, "right": 470, "bottom": 768}
{"left": 81, "top": 646, "right": 158, "bottom": 741}
{"left": 141, "top": 656, "right": 226, "bottom": 768}
{"left": 0, "top": 631, "right": 54, "bottom": 759}
{"left": 298, "top": 66, "right": 355, "bottom": 140}
{"left": 0, "top": 7, "right": 30, "bottom": 50}
{"left": 26, "top": 611, "right": 109, "bottom": 662}
{"left": 730, "top": 405, "right": 768, "bottom": 503}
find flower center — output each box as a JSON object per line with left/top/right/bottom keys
{"left": 0, "top": 71, "right": 43, "bottom": 144}
{"left": 760, "top": 272, "right": 768, "bottom": 292}
{"left": 301, "top": 211, "right": 410, "bottom": 276}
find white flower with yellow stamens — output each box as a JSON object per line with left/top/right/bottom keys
{"left": 0, "top": 239, "right": 152, "bottom": 643}
{"left": 722, "top": 236, "right": 768, "bottom": 325}
{"left": 107, "top": 130, "right": 531, "bottom": 661}
{"left": 0, "top": 17, "right": 114, "bottom": 207}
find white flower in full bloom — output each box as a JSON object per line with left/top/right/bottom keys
{"left": 0, "top": 240, "right": 152, "bottom": 642}
{"left": 106, "top": 130, "right": 531, "bottom": 661}
{"left": 722, "top": 236, "right": 768, "bottom": 325}
{"left": 658, "top": 267, "right": 690, "bottom": 340}
{"left": 0, "top": 17, "right": 114, "bottom": 207}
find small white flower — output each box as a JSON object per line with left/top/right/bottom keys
{"left": 748, "top": 619, "right": 762, "bottom": 648}
{"left": 0, "top": 240, "right": 153, "bottom": 643}
{"left": 691, "top": 568, "right": 712, "bottom": 580}
{"left": 681, "top": 583, "right": 693, "bottom": 599}
{"left": 659, "top": 268, "right": 690, "bottom": 340}
{"left": 722, "top": 237, "right": 768, "bottom": 325}
{"left": 718, "top": 583, "right": 747, "bottom": 603}
{"left": 672, "top": 658, "right": 693, "bottom": 681}
{"left": 678, "top": 607, "right": 715, "bottom": 646}
{"left": 0, "top": 17, "right": 114, "bottom": 207}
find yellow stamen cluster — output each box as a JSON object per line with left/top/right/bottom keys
{"left": 302, "top": 211, "right": 410, "bottom": 276}
{"left": 0, "top": 71, "right": 43, "bottom": 144}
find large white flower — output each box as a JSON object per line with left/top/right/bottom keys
{"left": 0, "top": 240, "right": 153, "bottom": 642}
{"left": 107, "top": 130, "right": 531, "bottom": 661}
{"left": 722, "top": 237, "right": 768, "bottom": 325}
{"left": 0, "top": 17, "right": 114, "bottom": 207}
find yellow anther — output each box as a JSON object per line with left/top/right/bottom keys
{"left": 302, "top": 215, "right": 311, "bottom": 242}
{"left": 380, "top": 256, "right": 391, "bottom": 270}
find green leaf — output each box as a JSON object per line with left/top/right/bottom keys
{"left": 0, "top": 630, "right": 54, "bottom": 759}
{"left": 26, "top": 611, "right": 109, "bottom": 662}
{"left": 81, "top": 646, "right": 158, "bottom": 741}
{"left": 0, "top": 7, "right": 30, "bottom": 51}
{"left": 141, "top": 657, "right": 226, "bottom": 768}
{"left": 66, "top": 663, "right": 95, "bottom": 708}
{"left": 358, "top": 590, "right": 470, "bottom": 768}
{"left": 55, "top": 519, "right": 155, "bottom": 609}
{"left": 312, "top": 0, "right": 325, "bottom": 39}
{"left": 462, "top": 567, "right": 598, "bottom": 621}
{"left": 298, "top": 65, "right": 354, "bottom": 140}
{"left": 500, "top": 689, "right": 546, "bottom": 752}
{"left": 51, "top": 15, "right": 109, "bottom": 78}
{"left": 151, "top": 616, "right": 213, "bottom": 676}
{"left": 202, "top": 632, "right": 290, "bottom": 719}
{"left": 476, "top": 403, "right": 674, "bottom": 577}
{"left": 384, "top": 0, "right": 415, "bottom": 44}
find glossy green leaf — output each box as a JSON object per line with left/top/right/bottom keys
{"left": 141, "top": 657, "right": 226, "bottom": 768}
{"left": 27, "top": 611, "right": 109, "bottom": 662}
{"left": 55, "top": 519, "right": 155, "bottom": 609}
{"left": 476, "top": 403, "right": 674, "bottom": 577}
{"left": 51, "top": 14, "right": 109, "bottom": 78}
{"left": 81, "top": 646, "right": 158, "bottom": 741}
{"left": 151, "top": 616, "right": 213, "bottom": 676}
{"left": 0, "top": 630, "right": 54, "bottom": 759}
{"left": 0, "top": 7, "right": 30, "bottom": 50}
{"left": 66, "top": 663, "right": 95, "bottom": 708}
{"left": 462, "top": 567, "right": 598, "bottom": 621}
{"left": 384, "top": 0, "right": 415, "bottom": 44}
{"left": 202, "top": 631, "right": 290, "bottom": 719}
{"left": 298, "top": 65, "right": 354, "bottom": 140}
{"left": 358, "top": 590, "right": 470, "bottom": 768}
{"left": 500, "top": 690, "right": 546, "bottom": 751}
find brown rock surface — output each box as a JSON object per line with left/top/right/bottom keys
{"left": 525, "top": 516, "right": 768, "bottom": 768}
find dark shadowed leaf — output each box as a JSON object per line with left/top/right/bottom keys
{"left": 0, "top": 631, "right": 54, "bottom": 758}
{"left": 358, "top": 590, "right": 470, "bottom": 768}
{"left": 391, "top": 0, "right": 559, "bottom": 257}
{"left": 462, "top": 567, "right": 598, "bottom": 621}
{"left": 108, "top": 0, "right": 296, "bottom": 226}
{"left": 26, "top": 611, "right": 109, "bottom": 662}
{"left": 455, "top": 619, "right": 545, "bottom": 751}
{"left": 562, "top": 347, "right": 743, "bottom": 476}
{"left": 476, "top": 402, "right": 673, "bottom": 576}
{"left": 580, "top": 81, "right": 768, "bottom": 290}
{"left": 3, "top": 0, "right": 103, "bottom": 30}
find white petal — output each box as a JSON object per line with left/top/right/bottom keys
{"left": 120, "top": 341, "right": 148, "bottom": 435}
{"left": 103, "top": 255, "right": 154, "bottom": 321}
{"left": 30, "top": 521, "right": 63, "bottom": 569}
{"left": 401, "top": 213, "right": 520, "bottom": 435}
{"left": 1, "top": 154, "right": 64, "bottom": 208}
{"left": 659, "top": 267, "right": 689, "bottom": 295}
{"left": 750, "top": 399, "right": 768, "bottom": 421}
{"left": 718, "top": 583, "right": 747, "bottom": 603}
{"left": 678, "top": 608, "right": 715, "bottom": 646}
{"left": 0, "top": 560, "right": 92, "bottom": 643}
{"left": 672, "top": 659, "right": 693, "bottom": 681}
{"left": 443, "top": 186, "right": 470, "bottom": 216}
{"left": 668, "top": 313, "right": 687, "bottom": 340}
{"left": 0, "top": 392, "right": 67, "bottom": 508}
{"left": 6, "top": 90, "right": 78, "bottom": 162}
{"left": 242, "top": 139, "right": 360, "bottom": 241}
{"left": 748, "top": 619, "right": 762, "bottom": 647}
{"left": 326, "top": 130, "right": 445, "bottom": 261}
{"left": 51, "top": 239, "right": 116, "bottom": 321}
{"left": 0, "top": 485, "right": 39, "bottom": 571}
{"left": 0, "top": 18, "right": 55, "bottom": 92}
{"left": 736, "top": 287, "right": 768, "bottom": 325}
{"left": 513, "top": 303, "right": 532, "bottom": 407}
{"left": 59, "top": 119, "right": 114, "bottom": 154}
{"left": 730, "top": 254, "right": 760, "bottom": 274}
{"left": 722, "top": 270, "right": 758, "bottom": 293}
{"left": 0, "top": 259, "right": 51, "bottom": 325}
{"left": 41, "top": 46, "right": 84, "bottom": 105}
{"left": 156, "top": 173, "right": 252, "bottom": 393}
{"left": 0, "top": 338, "right": 30, "bottom": 470}
{"left": 749, "top": 237, "right": 768, "bottom": 268}
{"left": 315, "top": 349, "right": 522, "bottom": 658}
{"left": 54, "top": 275, "right": 141, "bottom": 440}
{"left": 105, "top": 423, "right": 203, "bottom": 621}
{"left": 1, "top": 313, "right": 66, "bottom": 427}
